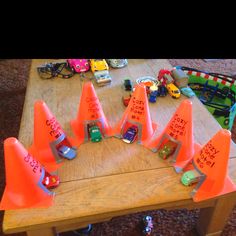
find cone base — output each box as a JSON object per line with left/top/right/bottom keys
{"left": 0, "top": 187, "right": 54, "bottom": 210}
{"left": 174, "top": 143, "right": 202, "bottom": 173}
{"left": 192, "top": 176, "right": 236, "bottom": 202}
{"left": 28, "top": 146, "right": 63, "bottom": 173}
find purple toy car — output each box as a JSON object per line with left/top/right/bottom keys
{"left": 67, "top": 59, "right": 90, "bottom": 73}
{"left": 122, "top": 126, "right": 138, "bottom": 144}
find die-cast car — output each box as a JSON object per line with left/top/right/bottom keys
{"left": 158, "top": 140, "right": 178, "bottom": 160}
{"left": 90, "top": 59, "right": 109, "bottom": 73}
{"left": 122, "top": 94, "right": 132, "bottom": 107}
{"left": 106, "top": 59, "right": 128, "bottom": 68}
{"left": 94, "top": 70, "right": 112, "bottom": 86}
{"left": 42, "top": 171, "right": 60, "bottom": 189}
{"left": 58, "top": 145, "right": 77, "bottom": 160}
{"left": 166, "top": 83, "right": 181, "bottom": 99}
{"left": 122, "top": 126, "right": 138, "bottom": 144}
{"left": 67, "top": 59, "right": 90, "bottom": 73}
{"left": 180, "top": 87, "right": 195, "bottom": 98}
{"left": 181, "top": 169, "right": 202, "bottom": 186}
{"left": 149, "top": 90, "right": 158, "bottom": 103}
{"left": 124, "top": 78, "right": 133, "bottom": 91}
{"left": 89, "top": 125, "right": 102, "bottom": 142}
{"left": 157, "top": 85, "right": 167, "bottom": 97}
{"left": 142, "top": 215, "right": 153, "bottom": 236}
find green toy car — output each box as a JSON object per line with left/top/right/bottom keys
{"left": 181, "top": 169, "right": 202, "bottom": 186}
{"left": 88, "top": 125, "right": 102, "bottom": 142}
{"left": 158, "top": 140, "right": 177, "bottom": 160}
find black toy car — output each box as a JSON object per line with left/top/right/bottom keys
{"left": 124, "top": 79, "right": 133, "bottom": 91}
{"left": 158, "top": 85, "right": 167, "bottom": 97}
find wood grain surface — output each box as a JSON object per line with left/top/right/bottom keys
{"left": 3, "top": 59, "right": 236, "bottom": 234}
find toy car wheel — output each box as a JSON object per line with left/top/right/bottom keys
{"left": 73, "top": 224, "right": 93, "bottom": 235}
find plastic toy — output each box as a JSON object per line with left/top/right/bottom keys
{"left": 88, "top": 124, "right": 102, "bottom": 142}
{"left": 122, "top": 125, "right": 138, "bottom": 144}
{"left": 42, "top": 171, "right": 60, "bottom": 189}
{"left": 94, "top": 70, "right": 112, "bottom": 86}
{"left": 29, "top": 100, "right": 75, "bottom": 172}
{"left": 189, "top": 129, "right": 236, "bottom": 202}
{"left": 0, "top": 138, "right": 54, "bottom": 210}
{"left": 158, "top": 85, "right": 167, "bottom": 97}
{"left": 71, "top": 82, "right": 113, "bottom": 146}
{"left": 90, "top": 59, "right": 109, "bottom": 73}
{"left": 106, "top": 59, "right": 128, "bottom": 68}
{"left": 171, "top": 68, "right": 189, "bottom": 88}
{"left": 180, "top": 87, "right": 195, "bottom": 98}
{"left": 124, "top": 78, "right": 133, "bottom": 91}
{"left": 157, "top": 69, "right": 171, "bottom": 86}
{"left": 166, "top": 83, "right": 181, "bottom": 98}
{"left": 136, "top": 76, "right": 159, "bottom": 88}
{"left": 149, "top": 90, "right": 158, "bottom": 103}
{"left": 57, "top": 145, "right": 77, "bottom": 160}
{"left": 181, "top": 169, "right": 202, "bottom": 186}
{"left": 146, "top": 100, "right": 200, "bottom": 172}
{"left": 158, "top": 140, "right": 178, "bottom": 160}
{"left": 142, "top": 216, "right": 153, "bottom": 236}
{"left": 73, "top": 224, "right": 93, "bottom": 235}
{"left": 114, "top": 84, "right": 158, "bottom": 145}
{"left": 122, "top": 94, "right": 132, "bottom": 107}
{"left": 67, "top": 59, "right": 90, "bottom": 73}
{"left": 37, "top": 62, "right": 74, "bottom": 79}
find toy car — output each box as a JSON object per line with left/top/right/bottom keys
{"left": 157, "top": 85, "right": 167, "bottom": 97}
{"left": 106, "top": 59, "right": 128, "bottom": 68}
{"left": 67, "top": 59, "right": 90, "bottom": 73}
{"left": 42, "top": 171, "right": 60, "bottom": 189}
{"left": 122, "top": 125, "right": 138, "bottom": 144}
{"left": 180, "top": 86, "right": 195, "bottom": 98}
{"left": 142, "top": 215, "right": 153, "bottom": 236}
{"left": 181, "top": 169, "right": 202, "bottom": 186}
{"left": 88, "top": 125, "right": 102, "bottom": 142}
{"left": 158, "top": 140, "right": 178, "bottom": 160}
{"left": 166, "top": 83, "right": 181, "bottom": 99}
{"left": 58, "top": 145, "right": 77, "bottom": 160}
{"left": 124, "top": 78, "right": 133, "bottom": 91}
{"left": 90, "top": 59, "right": 109, "bottom": 73}
{"left": 122, "top": 94, "right": 132, "bottom": 107}
{"left": 149, "top": 90, "right": 158, "bottom": 103}
{"left": 94, "top": 70, "right": 112, "bottom": 86}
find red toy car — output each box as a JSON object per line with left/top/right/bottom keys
{"left": 122, "top": 94, "right": 132, "bottom": 107}
{"left": 42, "top": 171, "right": 60, "bottom": 189}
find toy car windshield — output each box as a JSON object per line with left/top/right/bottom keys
{"left": 58, "top": 145, "right": 76, "bottom": 160}
{"left": 122, "top": 126, "right": 138, "bottom": 144}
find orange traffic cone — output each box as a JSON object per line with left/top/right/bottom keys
{"left": 146, "top": 100, "right": 199, "bottom": 172}
{"left": 71, "top": 81, "right": 113, "bottom": 145}
{"left": 113, "top": 83, "right": 158, "bottom": 144}
{"left": 29, "top": 100, "right": 73, "bottom": 172}
{"left": 0, "top": 138, "right": 54, "bottom": 210}
{"left": 191, "top": 129, "right": 236, "bottom": 202}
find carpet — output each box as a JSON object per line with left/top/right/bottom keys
{"left": 0, "top": 59, "right": 236, "bottom": 236}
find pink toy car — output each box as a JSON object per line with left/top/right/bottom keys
{"left": 67, "top": 59, "right": 90, "bottom": 73}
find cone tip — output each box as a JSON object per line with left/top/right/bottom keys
{"left": 35, "top": 100, "right": 46, "bottom": 107}
{"left": 219, "top": 129, "right": 231, "bottom": 137}
{"left": 182, "top": 99, "right": 192, "bottom": 106}
{"left": 4, "top": 137, "right": 18, "bottom": 146}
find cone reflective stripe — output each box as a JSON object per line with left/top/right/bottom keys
{"left": 29, "top": 100, "right": 72, "bottom": 172}
{"left": 113, "top": 84, "right": 158, "bottom": 144}
{"left": 191, "top": 129, "right": 236, "bottom": 202}
{"left": 0, "top": 138, "right": 54, "bottom": 210}
{"left": 71, "top": 82, "right": 113, "bottom": 145}
{"left": 146, "top": 100, "right": 199, "bottom": 172}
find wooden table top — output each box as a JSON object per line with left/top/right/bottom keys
{"left": 3, "top": 59, "right": 236, "bottom": 234}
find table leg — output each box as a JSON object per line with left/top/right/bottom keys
{"left": 196, "top": 194, "right": 236, "bottom": 236}
{"left": 27, "top": 228, "right": 56, "bottom": 236}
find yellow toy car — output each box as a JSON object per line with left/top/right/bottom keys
{"left": 166, "top": 83, "right": 181, "bottom": 98}
{"left": 90, "top": 59, "right": 109, "bottom": 73}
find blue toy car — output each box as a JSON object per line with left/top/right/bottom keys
{"left": 58, "top": 145, "right": 77, "bottom": 160}
{"left": 149, "top": 91, "right": 158, "bottom": 103}
{"left": 122, "top": 126, "right": 138, "bottom": 144}
{"left": 180, "top": 86, "right": 195, "bottom": 98}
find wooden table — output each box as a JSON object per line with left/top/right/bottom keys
{"left": 3, "top": 59, "right": 236, "bottom": 236}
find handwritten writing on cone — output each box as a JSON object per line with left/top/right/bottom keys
{"left": 130, "top": 96, "right": 145, "bottom": 121}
